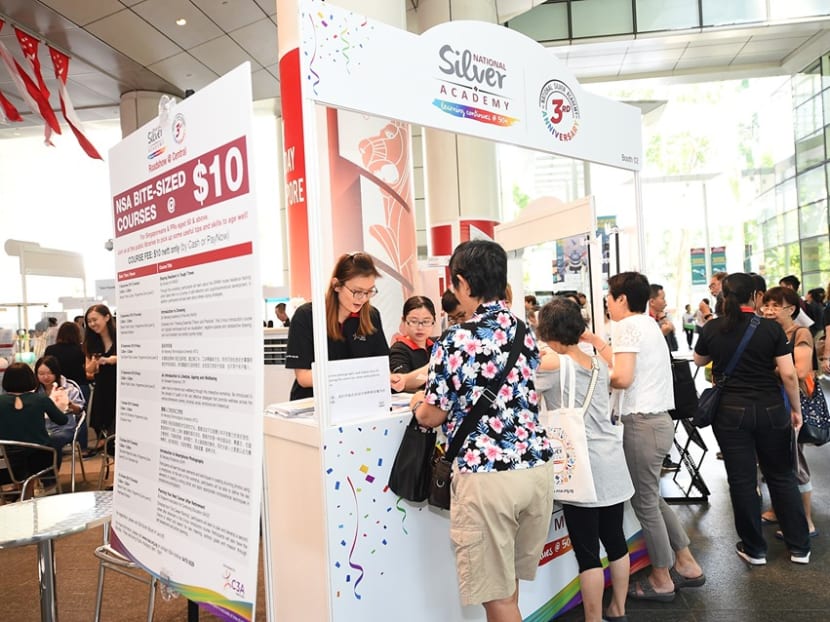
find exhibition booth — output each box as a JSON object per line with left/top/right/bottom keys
{"left": 262, "top": 1, "right": 649, "bottom": 620}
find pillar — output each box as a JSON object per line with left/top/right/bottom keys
{"left": 409, "top": 0, "right": 502, "bottom": 257}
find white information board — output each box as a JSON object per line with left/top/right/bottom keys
{"left": 108, "top": 63, "right": 263, "bottom": 622}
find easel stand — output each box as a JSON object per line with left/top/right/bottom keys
{"left": 664, "top": 418, "right": 710, "bottom": 504}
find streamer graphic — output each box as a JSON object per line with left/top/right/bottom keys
{"left": 395, "top": 496, "right": 409, "bottom": 535}
{"left": 345, "top": 476, "right": 365, "bottom": 600}
{"left": 307, "top": 12, "right": 321, "bottom": 95}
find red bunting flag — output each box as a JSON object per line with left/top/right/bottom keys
{"left": 0, "top": 20, "right": 61, "bottom": 144}
{"left": 15, "top": 27, "right": 51, "bottom": 103}
{"left": 0, "top": 90, "right": 23, "bottom": 123}
{"left": 48, "top": 46, "right": 102, "bottom": 160}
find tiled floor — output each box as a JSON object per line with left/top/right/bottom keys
{"left": 556, "top": 424, "right": 830, "bottom": 621}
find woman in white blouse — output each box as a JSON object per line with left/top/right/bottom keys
{"left": 583, "top": 272, "right": 704, "bottom": 603}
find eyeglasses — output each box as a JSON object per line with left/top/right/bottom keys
{"left": 447, "top": 312, "right": 467, "bottom": 323}
{"left": 340, "top": 283, "right": 378, "bottom": 300}
{"left": 405, "top": 319, "right": 435, "bottom": 328}
{"left": 760, "top": 304, "right": 794, "bottom": 313}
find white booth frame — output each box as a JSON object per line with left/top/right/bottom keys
{"left": 263, "top": 2, "right": 646, "bottom": 621}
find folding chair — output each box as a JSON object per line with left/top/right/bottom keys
{"left": 0, "top": 440, "right": 62, "bottom": 502}
{"left": 69, "top": 410, "right": 88, "bottom": 492}
{"left": 93, "top": 521, "right": 157, "bottom": 622}
{"left": 97, "top": 434, "right": 116, "bottom": 490}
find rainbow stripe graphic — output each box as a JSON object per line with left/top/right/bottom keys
{"left": 110, "top": 531, "right": 253, "bottom": 621}
{"left": 432, "top": 98, "right": 518, "bottom": 127}
{"left": 147, "top": 146, "right": 166, "bottom": 160}
{"left": 523, "top": 530, "right": 649, "bottom": 622}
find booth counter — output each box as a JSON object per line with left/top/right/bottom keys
{"left": 263, "top": 411, "right": 649, "bottom": 622}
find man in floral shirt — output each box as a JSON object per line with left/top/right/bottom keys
{"left": 410, "top": 240, "right": 554, "bottom": 622}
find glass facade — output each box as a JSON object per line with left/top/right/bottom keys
{"left": 509, "top": 0, "right": 830, "bottom": 41}
{"left": 793, "top": 57, "right": 830, "bottom": 291}
{"left": 747, "top": 56, "right": 830, "bottom": 292}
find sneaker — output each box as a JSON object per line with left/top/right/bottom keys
{"left": 662, "top": 456, "right": 680, "bottom": 471}
{"left": 735, "top": 542, "right": 766, "bottom": 566}
{"left": 790, "top": 550, "right": 810, "bottom": 564}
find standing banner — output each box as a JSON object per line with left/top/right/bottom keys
{"left": 710, "top": 246, "right": 727, "bottom": 274}
{"left": 109, "top": 63, "right": 262, "bottom": 621}
{"left": 690, "top": 247, "right": 706, "bottom": 285}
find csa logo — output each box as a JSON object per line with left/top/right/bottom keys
{"left": 172, "top": 113, "right": 186, "bottom": 144}
{"left": 539, "top": 79, "right": 580, "bottom": 142}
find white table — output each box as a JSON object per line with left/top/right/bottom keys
{"left": 0, "top": 491, "right": 113, "bottom": 622}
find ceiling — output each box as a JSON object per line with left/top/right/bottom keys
{"left": 1, "top": 0, "right": 829, "bottom": 140}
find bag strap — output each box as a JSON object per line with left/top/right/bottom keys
{"left": 581, "top": 357, "right": 600, "bottom": 416}
{"left": 721, "top": 315, "right": 760, "bottom": 383}
{"left": 444, "top": 319, "right": 526, "bottom": 462}
{"left": 557, "top": 355, "right": 600, "bottom": 416}
{"left": 559, "top": 355, "right": 576, "bottom": 409}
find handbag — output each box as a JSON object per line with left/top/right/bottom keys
{"left": 546, "top": 355, "right": 599, "bottom": 504}
{"left": 387, "top": 415, "right": 437, "bottom": 502}
{"left": 669, "top": 357, "right": 698, "bottom": 420}
{"left": 428, "top": 320, "right": 527, "bottom": 511}
{"left": 797, "top": 374, "right": 830, "bottom": 446}
{"left": 693, "top": 315, "right": 759, "bottom": 428}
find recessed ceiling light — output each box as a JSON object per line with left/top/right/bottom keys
{"left": 176, "top": 18, "right": 187, "bottom": 26}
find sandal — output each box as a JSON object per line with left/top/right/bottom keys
{"left": 670, "top": 566, "right": 706, "bottom": 588}
{"left": 627, "top": 578, "right": 675, "bottom": 602}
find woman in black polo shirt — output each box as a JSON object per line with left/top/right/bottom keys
{"left": 389, "top": 296, "right": 436, "bottom": 392}
{"left": 285, "top": 252, "right": 389, "bottom": 400}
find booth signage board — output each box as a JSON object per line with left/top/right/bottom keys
{"left": 298, "top": 2, "right": 641, "bottom": 172}
{"left": 108, "top": 63, "right": 263, "bottom": 621}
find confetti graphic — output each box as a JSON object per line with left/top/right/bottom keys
{"left": 302, "top": 6, "right": 374, "bottom": 94}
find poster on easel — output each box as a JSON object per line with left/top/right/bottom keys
{"left": 108, "top": 63, "right": 263, "bottom": 621}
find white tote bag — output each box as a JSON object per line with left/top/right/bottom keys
{"left": 546, "top": 355, "right": 598, "bottom": 504}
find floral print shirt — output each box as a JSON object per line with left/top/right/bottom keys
{"left": 424, "top": 301, "right": 552, "bottom": 473}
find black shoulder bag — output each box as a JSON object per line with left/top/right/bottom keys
{"left": 693, "top": 315, "right": 759, "bottom": 428}
{"left": 428, "top": 320, "right": 527, "bottom": 510}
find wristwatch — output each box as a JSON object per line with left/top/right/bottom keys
{"left": 411, "top": 400, "right": 423, "bottom": 417}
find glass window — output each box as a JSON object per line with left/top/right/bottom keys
{"left": 702, "top": 0, "right": 766, "bottom": 25}
{"left": 775, "top": 155, "right": 796, "bottom": 184}
{"left": 755, "top": 190, "right": 773, "bottom": 222}
{"left": 801, "top": 235, "right": 830, "bottom": 274}
{"left": 786, "top": 241, "right": 802, "bottom": 275}
{"left": 783, "top": 209, "right": 800, "bottom": 243}
{"left": 764, "top": 245, "right": 786, "bottom": 278}
{"left": 506, "top": 3, "right": 569, "bottom": 42}
{"left": 823, "top": 54, "right": 830, "bottom": 92}
{"left": 793, "top": 61, "right": 821, "bottom": 107}
{"left": 636, "top": 0, "right": 698, "bottom": 31}
{"left": 571, "top": 0, "right": 633, "bottom": 38}
{"left": 775, "top": 179, "right": 797, "bottom": 214}
{"left": 796, "top": 166, "right": 827, "bottom": 206}
{"left": 799, "top": 199, "right": 828, "bottom": 236}
{"left": 770, "top": 0, "right": 830, "bottom": 20}
{"left": 762, "top": 215, "right": 782, "bottom": 248}
{"left": 794, "top": 95, "right": 823, "bottom": 140}
{"left": 795, "top": 134, "right": 825, "bottom": 171}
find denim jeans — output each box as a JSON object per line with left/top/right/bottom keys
{"left": 714, "top": 396, "right": 809, "bottom": 557}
